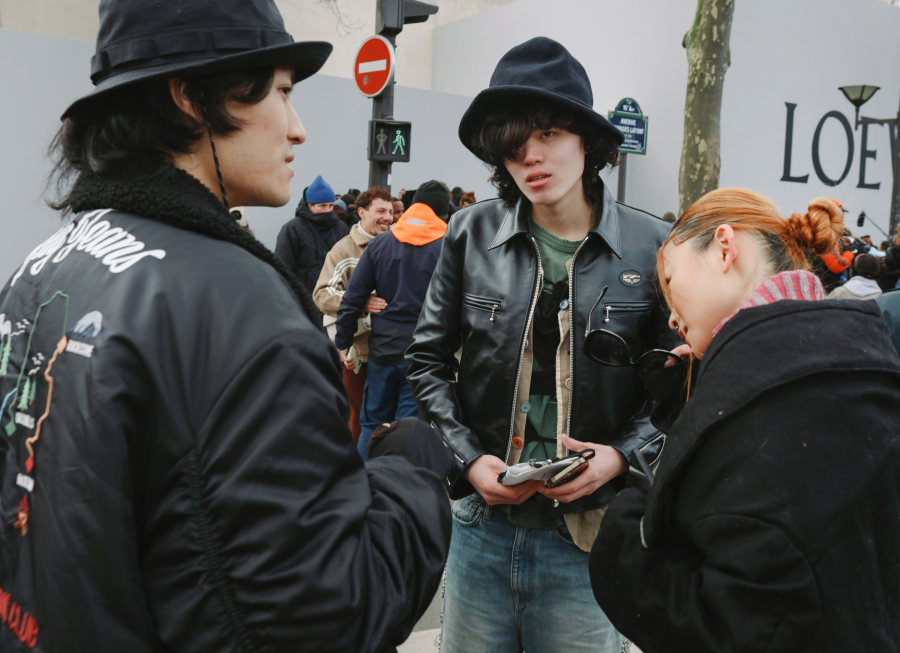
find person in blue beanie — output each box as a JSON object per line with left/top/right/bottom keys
{"left": 275, "top": 175, "right": 348, "bottom": 295}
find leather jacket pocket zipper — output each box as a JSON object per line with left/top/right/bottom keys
{"left": 463, "top": 293, "right": 504, "bottom": 322}
{"left": 603, "top": 301, "right": 652, "bottom": 323}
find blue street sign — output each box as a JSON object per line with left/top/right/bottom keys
{"left": 614, "top": 98, "right": 642, "bottom": 115}
{"left": 608, "top": 97, "right": 649, "bottom": 155}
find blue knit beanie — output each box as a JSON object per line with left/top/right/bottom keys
{"left": 306, "top": 175, "right": 335, "bottom": 205}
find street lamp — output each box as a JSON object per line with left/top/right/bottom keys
{"left": 838, "top": 84, "right": 900, "bottom": 236}
{"left": 857, "top": 210, "right": 889, "bottom": 240}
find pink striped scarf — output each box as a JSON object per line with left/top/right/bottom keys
{"left": 712, "top": 270, "right": 825, "bottom": 337}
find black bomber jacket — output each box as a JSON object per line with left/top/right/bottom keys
{"left": 0, "top": 160, "right": 449, "bottom": 653}
{"left": 406, "top": 183, "right": 681, "bottom": 510}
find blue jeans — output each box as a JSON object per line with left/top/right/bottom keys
{"left": 441, "top": 494, "right": 625, "bottom": 653}
{"left": 356, "top": 360, "right": 419, "bottom": 461}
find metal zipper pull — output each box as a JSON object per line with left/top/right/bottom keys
{"left": 605, "top": 305, "right": 611, "bottom": 323}
{"left": 490, "top": 304, "right": 498, "bottom": 322}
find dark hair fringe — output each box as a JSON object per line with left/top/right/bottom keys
{"left": 469, "top": 100, "right": 620, "bottom": 207}
{"left": 48, "top": 66, "right": 275, "bottom": 214}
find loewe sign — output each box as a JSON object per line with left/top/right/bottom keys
{"left": 781, "top": 102, "right": 898, "bottom": 189}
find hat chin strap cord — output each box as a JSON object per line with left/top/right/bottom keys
{"left": 198, "top": 89, "right": 229, "bottom": 210}
{"left": 205, "top": 120, "right": 230, "bottom": 210}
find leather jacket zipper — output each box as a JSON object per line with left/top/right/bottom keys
{"left": 638, "top": 432, "right": 666, "bottom": 467}
{"left": 462, "top": 294, "right": 503, "bottom": 322}
{"left": 505, "top": 236, "right": 543, "bottom": 464}
{"left": 604, "top": 301, "right": 653, "bottom": 323}
{"left": 565, "top": 236, "right": 590, "bottom": 454}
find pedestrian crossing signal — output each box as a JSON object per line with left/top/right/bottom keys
{"left": 368, "top": 120, "right": 411, "bottom": 163}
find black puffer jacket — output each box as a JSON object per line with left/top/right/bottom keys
{"left": 0, "top": 158, "right": 450, "bottom": 653}
{"left": 591, "top": 299, "right": 900, "bottom": 653}
{"left": 406, "top": 184, "right": 680, "bottom": 509}
{"left": 274, "top": 196, "right": 349, "bottom": 292}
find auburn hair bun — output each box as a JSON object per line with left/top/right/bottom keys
{"left": 787, "top": 197, "right": 844, "bottom": 256}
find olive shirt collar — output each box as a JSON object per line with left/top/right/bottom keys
{"left": 487, "top": 181, "right": 621, "bottom": 257}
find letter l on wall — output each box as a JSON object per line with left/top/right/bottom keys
{"left": 782, "top": 102, "right": 809, "bottom": 183}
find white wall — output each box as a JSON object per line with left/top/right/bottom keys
{"left": 278, "top": 0, "right": 521, "bottom": 90}
{"left": 245, "top": 73, "right": 496, "bottom": 250}
{"left": 433, "top": 0, "right": 695, "bottom": 218}
{"left": 0, "top": 27, "right": 494, "bottom": 281}
{"left": 721, "top": 0, "right": 900, "bottom": 238}
{"left": 0, "top": 0, "right": 519, "bottom": 91}
{"left": 433, "top": 0, "right": 900, "bottom": 236}
{"left": 0, "top": 28, "right": 95, "bottom": 283}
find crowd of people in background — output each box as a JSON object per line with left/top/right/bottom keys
{"left": 273, "top": 176, "right": 477, "bottom": 443}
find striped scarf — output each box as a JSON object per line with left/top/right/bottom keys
{"left": 713, "top": 270, "right": 825, "bottom": 337}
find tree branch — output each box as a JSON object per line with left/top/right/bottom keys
{"left": 314, "top": 0, "right": 364, "bottom": 36}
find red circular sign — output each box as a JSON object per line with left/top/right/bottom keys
{"left": 354, "top": 36, "right": 395, "bottom": 98}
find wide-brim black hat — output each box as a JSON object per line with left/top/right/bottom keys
{"left": 458, "top": 37, "right": 624, "bottom": 157}
{"left": 62, "top": 0, "right": 333, "bottom": 119}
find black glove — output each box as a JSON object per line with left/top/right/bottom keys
{"left": 636, "top": 359, "right": 695, "bottom": 434}
{"left": 368, "top": 417, "right": 454, "bottom": 478}
{"left": 848, "top": 240, "right": 870, "bottom": 256}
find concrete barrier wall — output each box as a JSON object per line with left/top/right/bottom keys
{"left": 0, "top": 27, "right": 493, "bottom": 282}
{"left": 434, "top": 0, "right": 900, "bottom": 234}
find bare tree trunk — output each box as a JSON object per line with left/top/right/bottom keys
{"left": 678, "top": 0, "right": 735, "bottom": 215}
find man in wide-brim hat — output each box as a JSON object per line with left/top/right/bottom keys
{"left": 0, "top": 1, "right": 453, "bottom": 651}
{"left": 406, "top": 37, "right": 680, "bottom": 652}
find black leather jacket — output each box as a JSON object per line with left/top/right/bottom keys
{"left": 406, "top": 184, "right": 680, "bottom": 510}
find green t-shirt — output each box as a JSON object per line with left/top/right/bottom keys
{"left": 498, "top": 219, "right": 580, "bottom": 529}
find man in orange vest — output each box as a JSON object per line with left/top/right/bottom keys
{"left": 335, "top": 181, "right": 449, "bottom": 460}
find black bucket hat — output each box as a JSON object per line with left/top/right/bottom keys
{"left": 458, "top": 37, "right": 624, "bottom": 157}
{"left": 62, "top": 0, "right": 333, "bottom": 119}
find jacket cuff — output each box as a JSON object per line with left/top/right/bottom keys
{"left": 441, "top": 434, "right": 487, "bottom": 500}
{"left": 334, "top": 329, "right": 354, "bottom": 351}
{"left": 607, "top": 406, "right": 660, "bottom": 461}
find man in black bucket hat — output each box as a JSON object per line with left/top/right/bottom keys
{"left": 407, "top": 37, "right": 680, "bottom": 652}
{"left": 0, "top": 1, "right": 453, "bottom": 651}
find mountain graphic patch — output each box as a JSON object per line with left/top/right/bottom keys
{"left": 70, "top": 311, "right": 102, "bottom": 339}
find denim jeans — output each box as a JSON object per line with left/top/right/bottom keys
{"left": 441, "top": 494, "right": 626, "bottom": 653}
{"left": 356, "top": 360, "right": 419, "bottom": 461}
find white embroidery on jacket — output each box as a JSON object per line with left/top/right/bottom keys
{"left": 11, "top": 209, "right": 166, "bottom": 286}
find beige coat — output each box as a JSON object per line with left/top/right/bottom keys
{"left": 313, "top": 224, "right": 372, "bottom": 361}
{"left": 508, "top": 259, "right": 606, "bottom": 553}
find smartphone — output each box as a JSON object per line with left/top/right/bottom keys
{"left": 349, "top": 345, "right": 362, "bottom": 374}
{"left": 545, "top": 456, "right": 589, "bottom": 488}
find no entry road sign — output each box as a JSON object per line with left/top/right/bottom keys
{"left": 354, "top": 35, "right": 396, "bottom": 97}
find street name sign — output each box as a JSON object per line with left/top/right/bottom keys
{"left": 354, "top": 35, "right": 396, "bottom": 97}
{"left": 608, "top": 98, "right": 649, "bottom": 155}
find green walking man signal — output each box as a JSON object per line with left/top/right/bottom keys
{"left": 368, "top": 119, "right": 411, "bottom": 163}
{"left": 392, "top": 130, "right": 406, "bottom": 156}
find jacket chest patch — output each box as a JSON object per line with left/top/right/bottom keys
{"left": 619, "top": 270, "right": 643, "bottom": 287}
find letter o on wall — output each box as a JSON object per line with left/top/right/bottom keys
{"left": 812, "top": 111, "right": 854, "bottom": 186}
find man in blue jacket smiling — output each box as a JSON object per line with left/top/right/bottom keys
{"left": 337, "top": 181, "right": 449, "bottom": 459}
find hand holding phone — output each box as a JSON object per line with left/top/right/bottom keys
{"left": 497, "top": 449, "right": 595, "bottom": 487}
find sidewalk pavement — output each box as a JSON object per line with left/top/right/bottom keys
{"left": 397, "top": 581, "right": 441, "bottom": 653}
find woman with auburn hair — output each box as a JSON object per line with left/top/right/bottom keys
{"left": 590, "top": 188, "right": 900, "bottom": 653}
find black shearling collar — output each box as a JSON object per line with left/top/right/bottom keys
{"left": 68, "top": 154, "right": 322, "bottom": 327}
